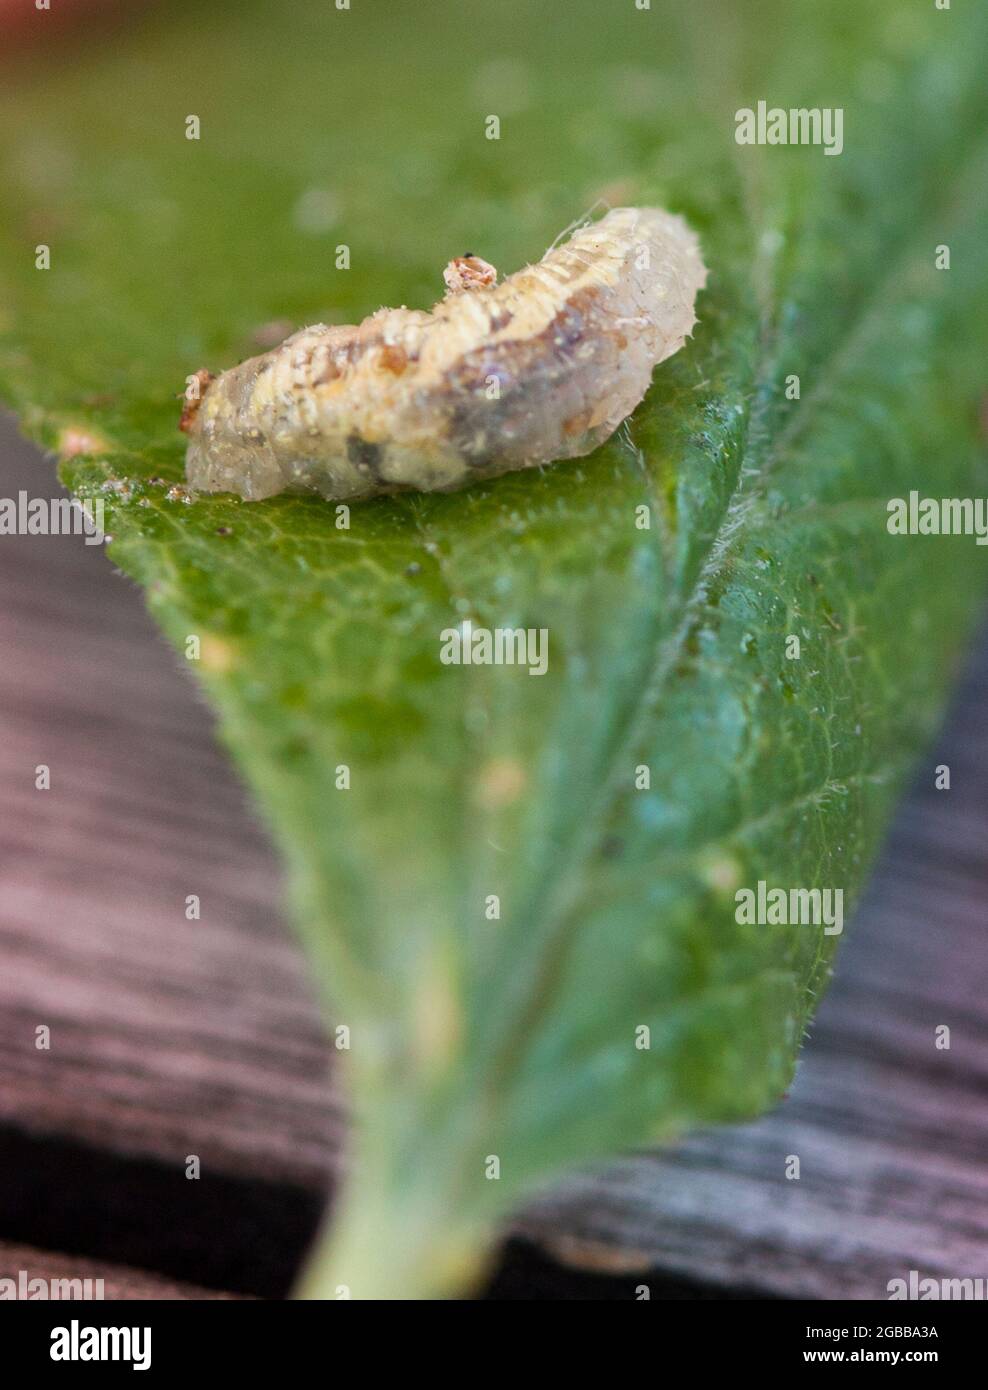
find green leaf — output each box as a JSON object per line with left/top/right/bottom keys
{"left": 2, "top": 0, "right": 987, "bottom": 1297}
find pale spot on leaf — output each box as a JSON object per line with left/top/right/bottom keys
{"left": 57, "top": 425, "right": 111, "bottom": 460}
{"left": 198, "top": 633, "right": 238, "bottom": 674}
{"left": 475, "top": 757, "right": 527, "bottom": 810}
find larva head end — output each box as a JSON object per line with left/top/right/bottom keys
{"left": 179, "top": 368, "right": 216, "bottom": 433}
{"left": 443, "top": 255, "right": 498, "bottom": 296}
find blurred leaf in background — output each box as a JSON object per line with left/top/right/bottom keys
{"left": 0, "top": 0, "right": 986, "bottom": 1297}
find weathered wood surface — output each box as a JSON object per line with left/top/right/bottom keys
{"left": 1, "top": 415, "right": 986, "bottom": 1299}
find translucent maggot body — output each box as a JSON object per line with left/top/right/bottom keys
{"left": 181, "top": 207, "right": 707, "bottom": 502}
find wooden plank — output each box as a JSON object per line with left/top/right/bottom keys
{"left": 1, "top": 415, "right": 986, "bottom": 1298}
{"left": 0, "top": 420, "right": 341, "bottom": 1193}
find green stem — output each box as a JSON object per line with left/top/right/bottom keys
{"left": 294, "top": 1135, "right": 492, "bottom": 1301}
{"left": 292, "top": 1049, "right": 501, "bottom": 1301}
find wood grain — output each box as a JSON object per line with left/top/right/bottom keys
{"left": 1, "top": 415, "right": 985, "bottom": 1299}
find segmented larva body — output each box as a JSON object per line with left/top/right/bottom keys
{"left": 182, "top": 207, "right": 707, "bottom": 502}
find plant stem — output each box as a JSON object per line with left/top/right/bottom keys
{"left": 294, "top": 1139, "right": 491, "bottom": 1301}
{"left": 292, "top": 1056, "right": 499, "bottom": 1301}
